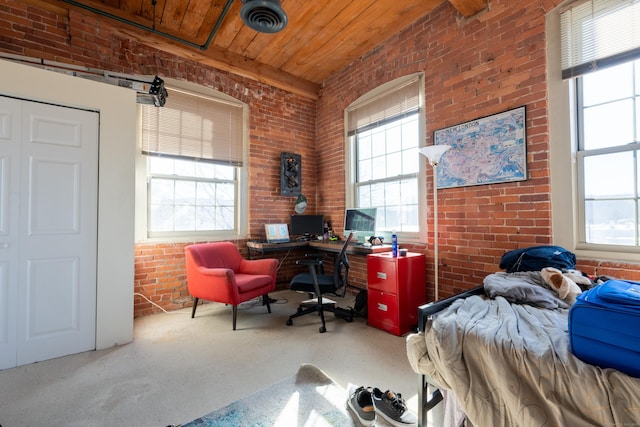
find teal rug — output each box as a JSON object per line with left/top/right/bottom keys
{"left": 179, "top": 364, "right": 361, "bottom": 427}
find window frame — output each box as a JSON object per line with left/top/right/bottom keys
{"left": 344, "top": 73, "right": 427, "bottom": 243}
{"left": 135, "top": 79, "right": 249, "bottom": 243}
{"left": 548, "top": 2, "right": 640, "bottom": 261}
{"left": 146, "top": 158, "right": 239, "bottom": 239}
{"left": 574, "top": 65, "right": 640, "bottom": 250}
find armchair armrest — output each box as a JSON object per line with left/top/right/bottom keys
{"left": 194, "top": 265, "right": 234, "bottom": 278}
{"left": 188, "top": 266, "right": 239, "bottom": 302}
{"left": 298, "top": 253, "right": 326, "bottom": 274}
{"left": 239, "top": 258, "right": 279, "bottom": 276}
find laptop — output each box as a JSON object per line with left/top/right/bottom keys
{"left": 265, "top": 223, "right": 290, "bottom": 243}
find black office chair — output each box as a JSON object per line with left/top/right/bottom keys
{"left": 286, "top": 232, "right": 355, "bottom": 333}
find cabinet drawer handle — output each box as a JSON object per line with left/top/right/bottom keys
{"left": 377, "top": 303, "right": 388, "bottom": 311}
{"left": 376, "top": 272, "right": 386, "bottom": 280}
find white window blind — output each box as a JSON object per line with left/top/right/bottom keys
{"left": 347, "top": 77, "right": 420, "bottom": 135}
{"left": 561, "top": 0, "right": 640, "bottom": 79}
{"left": 141, "top": 88, "right": 244, "bottom": 166}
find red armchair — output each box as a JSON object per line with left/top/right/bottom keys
{"left": 184, "top": 242, "right": 279, "bottom": 330}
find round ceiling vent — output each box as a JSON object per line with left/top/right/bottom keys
{"left": 240, "top": 0, "right": 288, "bottom": 34}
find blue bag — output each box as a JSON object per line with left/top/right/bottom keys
{"left": 569, "top": 280, "right": 640, "bottom": 377}
{"left": 499, "top": 245, "right": 576, "bottom": 273}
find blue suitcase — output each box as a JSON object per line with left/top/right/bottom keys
{"left": 569, "top": 280, "right": 640, "bottom": 377}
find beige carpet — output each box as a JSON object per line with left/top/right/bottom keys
{"left": 0, "top": 290, "right": 419, "bottom": 427}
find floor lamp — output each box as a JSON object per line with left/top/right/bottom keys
{"left": 419, "top": 145, "right": 451, "bottom": 302}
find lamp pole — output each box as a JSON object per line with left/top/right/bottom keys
{"left": 419, "top": 145, "right": 451, "bottom": 301}
{"left": 432, "top": 162, "right": 440, "bottom": 301}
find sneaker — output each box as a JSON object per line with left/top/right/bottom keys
{"left": 371, "top": 387, "right": 418, "bottom": 427}
{"left": 347, "top": 386, "right": 376, "bottom": 426}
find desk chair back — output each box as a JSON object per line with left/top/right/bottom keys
{"left": 286, "top": 232, "right": 355, "bottom": 333}
{"left": 332, "top": 232, "right": 354, "bottom": 296}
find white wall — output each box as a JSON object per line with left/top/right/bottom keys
{"left": 546, "top": 5, "right": 575, "bottom": 249}
{"left": 0, "top": 59, "right": 135, "bottom": 349}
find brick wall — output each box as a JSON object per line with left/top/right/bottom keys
{"left": 133, "top": 239, "right": 371, "bottom": 317}
{"left": 317, "top": 0, "right": 640, "bottom": 301}
{"left": 3, "top": 0, "right": 640, "bottom": 316}
{"left": 0, "top": 0, "right": 318, "bottom": 316}
{"left": 133, "top": 240, "right": 304, "bottom": 317}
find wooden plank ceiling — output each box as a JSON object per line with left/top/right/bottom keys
{"left": 45, "top": 0, "right": 486, "bottom": 99}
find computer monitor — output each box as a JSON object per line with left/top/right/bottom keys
{"left": 290, "top": 214, "right": 324, "bottom": 239}
{"left": 344, "top": 208, "right": 377, "bottom": 242}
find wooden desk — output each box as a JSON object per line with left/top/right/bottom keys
{"left": 309, "top": 240, "right": 392, "bottom": 255}
{"left": 246, "top": 239, "right": 391, "bottom": 258}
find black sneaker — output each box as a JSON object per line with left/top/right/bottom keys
{"left": 371, "top": 387, "right": 417, "bottom": 427}
{"left": 347, "top": 386, "right": 376, "bottom": 426}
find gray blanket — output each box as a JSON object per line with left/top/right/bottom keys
{"left": 407, "top": 293, "right": 640, "bottom": 426}
{"left": 483, "top": 271, "right": 570, "bottom": 309}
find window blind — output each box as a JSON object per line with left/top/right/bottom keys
{"left": 346, "top": 77, "right": 420, "bottom": 135}
{"left": 561, "top": 0, "right": 640, "bottom": 79}
{"left": 141, "top": 88, "right": 244, "bottom": 166}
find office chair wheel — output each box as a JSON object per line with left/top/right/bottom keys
{"left": 319, "top": 326, "right": 326, "bottom": 333}
{"left": 286, "top": 319, "right": 293, "bottom": 326}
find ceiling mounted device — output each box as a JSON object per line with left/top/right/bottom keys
{"left": 240, "top": 0, "right": 288, "bottom": 33}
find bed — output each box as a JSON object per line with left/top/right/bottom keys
{"left": 406, "top": 272, "right": 640, "bottom": 427}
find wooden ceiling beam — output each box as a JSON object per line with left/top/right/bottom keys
{"left": 23, "top": 0, "right": 321, "bottom": 99}
{"left": 448, "top": 0, "right": 486, "bottom": 17}
{"left": 114, "top": 26, "right": 321, "bottom": 99}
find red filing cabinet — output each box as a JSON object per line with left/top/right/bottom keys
{"left": 367, "top": 252, "right": 426, "bottom": 336}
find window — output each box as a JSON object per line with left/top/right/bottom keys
{"left": 561, "top": 0, "right": 640, "bottom": 250}
{"left": 345, "top": 75, "right": 424, "bottom": 240}
{"left": 147, "top": 157, "right": 236, "bottom": 233}
{"left": 577, "top": 61, "right": 640, "bottom": 246}
{"left": 140, "top": 86, "right": 246, "bottom": 239}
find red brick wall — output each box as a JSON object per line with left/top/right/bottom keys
{"left": 133, "top": 239, "right": 370, "bottom": 317}
{"left": 134, "top": 240, "right": 303, "bottom": 317}
{"left": 0, "top": 0, "right": 317, "bottom": 316}
{"left": 4, "top": 0, "right": 640, "bottom": 316}
{"left": 317, "top": 0, "right": 640, "bottom": 301}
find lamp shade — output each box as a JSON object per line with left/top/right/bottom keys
{"left": 294, "top": 194, "right": 307, "bottom": 214}
{"left": 419, "top": 145, "right": 451, "bottom": 165}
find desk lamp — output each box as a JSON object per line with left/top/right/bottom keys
{"left": 294, "top": 194, "right": 307, "bottom": 214}
{"left": 419, "top": 145, "right": 451, "bottom": 301}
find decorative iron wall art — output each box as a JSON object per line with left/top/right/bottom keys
{"left": 281, "top": 152, "right": 301, "bottom": 196}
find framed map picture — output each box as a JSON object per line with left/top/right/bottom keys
{"left": 434, "top": 106, "right": 527, "bottom": 189}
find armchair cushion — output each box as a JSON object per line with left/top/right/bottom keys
{"left": 235, "top": 274, "right": 275, "bottom": 293}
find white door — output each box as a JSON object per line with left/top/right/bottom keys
{"left": 0, "top": 96, "right": 98, "bottom": 369}
{"left": 0, "top": 97, "right": 20, "bottom": 369}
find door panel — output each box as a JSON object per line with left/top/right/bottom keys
{"left": 0, "top": 96, "right": 98, "bottom": 369}
{"left": 28, "top": 158, "right": 81, "bottom": 234}
{"left": 17, "top": 101, "right": 98, "bottom": 367}
{"left": 0, "top": 98, "right": 20, "bottom": 369}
